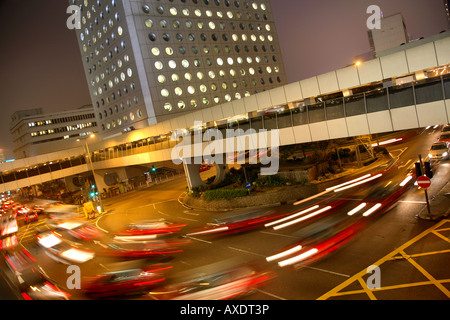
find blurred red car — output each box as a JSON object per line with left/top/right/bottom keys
{"left": 199, "top": 164, "right": 211, "bottom": 172}
{"left": 149, "top": 261, "right": 275, "bottom": 300}
{"left": 95, "top": 239, "right": 190, "bottom": 259}
{"left": 24, "top": 211, "right": 39, "bottom": 223}
{"left": 187, "top": 209, "right": 287, "bottom": 237}
{"left": 114, "top": 219, "right": 186, "bottom": 241}
{"left": 82, "top": 262, "right": 172, "bottom": 298}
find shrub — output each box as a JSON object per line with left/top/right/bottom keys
{"left": 255, "top": 175, "right": 288, "bottom": 188}
{"left": 203, "top": 188, "right": 248, "bottom": 201}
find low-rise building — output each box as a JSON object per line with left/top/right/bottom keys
{"left": 10, "top": 105, "right": 97, "bottom": 159}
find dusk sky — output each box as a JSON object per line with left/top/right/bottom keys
{"left": 0, "top": 0, "right": 448, "bottom": 159}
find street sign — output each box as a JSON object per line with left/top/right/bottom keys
{"left": 246, "top": 182, "right": 252, "bottom": 189}
{"left": 417, "top": 176, "right": 431, "bottom": 189}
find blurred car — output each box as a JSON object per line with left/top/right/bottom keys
{"left": 14, "top": 206, "right": 31, "bottom": 218}
{"left": 20, "top": 267, "right": 71, "bottom": 300}
{"left": 114, "top": 219, "right": 186, "bottom": 241}
{"left": 428, "top": 141, "right": 449, "bottom": 160}
{"left": 5, "top": 249, "right": 70, "bottom": 300}
{"left": 49, "top": 219, "right": 105, "bottom": 241}
{"left": 187, "top": 209, "right": 288, "bottom": 237}
{"left": 82, "top": 262, "right": 172, "bottom": 298}
{"left": 438, "top": 132, "right": 450, "bottom": 143}
{"left": 149, "top": 260, "right": 275, "bottom": 300}
{"left": 95, "top": 238, "right": 189, "bottom": 259}
{"left": 1, "top": 214, "right": 18, "bottom": 237}
{"left": 24, "top": 211, "right": 39, "bottom": 223}
{"left": 35, "top": 231, "right": 95, "bottom": 265}
{"left": 199, "top": 164, "right": 211, "bottom": 172}
{"left": 0, "top": 234, "right": 18, "bottom": 251}
{"left": 32, "top": 205, "right": 45, "bottom": 215}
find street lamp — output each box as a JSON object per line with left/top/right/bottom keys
{"left": 77, "top": 134, "right": 104, "bottom": 215}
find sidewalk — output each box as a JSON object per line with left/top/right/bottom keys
{"left": 418, "top": 180, "right": 450, "bottom": 221}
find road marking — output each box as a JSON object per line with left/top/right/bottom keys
{"left": 228, "top": 246, "right": 266, "bottom": 257}
{"left": 157, "top": 210, "right": 169, "bottom": 216}
{"left": 357, "top": 277, "right": 377, "bottom": 300}
{"left": 398, "top": 159, "right": 412, "bottom": 169}
{"left": 259, "top": 231, "right": 298, "bottom": 239}
{"left": 399, "top": 250, "right": 450, "bottom": 298}
{"left": 304, "top": 266, "right": 350, "bottom": 278}
{"left": 184, "top": 210, "right": 200, "bottom": 216}
{"left": 318, "top": 219, "right": 450, "bottom": 300}
{"left": 186, "top": 236, "right": 212, "bottom": 244}
{"left": 255, "top": 289, "right": 288, "bottom": 300}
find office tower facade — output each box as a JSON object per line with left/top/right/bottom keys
{"left": 10, "top": 105, "right": 97, "bottom": 159}
{"left": 71, "top": 0, "right": 287, "bottom": 139}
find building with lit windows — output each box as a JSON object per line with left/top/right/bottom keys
{"left": 71, "top": 0, "right": 287, "bottom": 139}
{"left": 10, "top": 105, "right": 97, "bottom": 159}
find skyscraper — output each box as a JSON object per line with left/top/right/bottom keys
{"left": 72, "top": 0, "right": 287, "bottom": 139}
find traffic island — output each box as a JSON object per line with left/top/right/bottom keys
{"left": 183, "top": 154, "right": 394, "bottom": 212}
{"left": 418, "top": 180, "right": 450, "bottom": 221}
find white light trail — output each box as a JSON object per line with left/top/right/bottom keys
{"left": 333, "top": 174, "right": 383, "bottom": 192}
{"left": 399, "top": 175, "right": 413, "bottom": 187}
{"left": 265, "top": 205, "right": 319, "bottom": 228}
{"left": 362, "top": 203, "right": 382, "bottom": 217}
{"left": 278, "top": 248, "right": 319, "bottom": 267}
{"left": 326, "top": 174, "right": 372, "bottom": 191}
{"left": 273, "top": 206, "right": 332, "bottom": 230}
{"left": 293, "top": 190, "right": 331, "bottom": 206}
{"left": 187, "top": 226, "right": 229, "bottom": 236}
{"left": 266, "top": 245, "right": 303, "bottom": 262}
{"left": 347, "top": 202, "right": 367, "bottom": 216}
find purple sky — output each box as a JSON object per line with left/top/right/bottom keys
{"left": 0, "top": 0, "right": 448, "bottom": 159}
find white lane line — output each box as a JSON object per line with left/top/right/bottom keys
{"left": 303, "top": 266, "right": 350, "bottom": 278}
{"left": 259, "top": 231, "right": 298, "bottom": 239}
{"left": 228, "top": 246, "right": 266, "bottom": 257}
{"left": 187, "top": 236, "right": 212, "bottom": 244}
{"left": 255, "top": 289, "right": 288, "bottom": 300}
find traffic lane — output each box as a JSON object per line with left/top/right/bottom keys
{"left": 0, "top": 258, "right": 22, "bottom": 299}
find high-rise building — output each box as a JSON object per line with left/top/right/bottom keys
{"left": 71, "top": 0, "right": 287, "bottom": 139}
{"left": 10, "top": 105, "right": 97, "bottom": 159}
{"left": 368, "top": 13, "right": 409, "bottom": 57}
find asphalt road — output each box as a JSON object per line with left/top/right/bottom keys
{"left": 2, "top": 126, "right": 449, "bottom": 300}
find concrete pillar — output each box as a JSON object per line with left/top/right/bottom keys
{"left": 183, "top": 160, "right": 229, "bottom": 191}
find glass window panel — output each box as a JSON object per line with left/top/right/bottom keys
{"left": 345, "top": 93, "right": 365, "bottom": 116}
{"left": 389, "top": 84, "right": 414, "bottom": 109}
{"left": 415, "top": 78, "right": 444, "bottom": 105}
{"left": 308, "top": 102, "right": 325, "bottom": 123}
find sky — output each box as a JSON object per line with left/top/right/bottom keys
{"left": 0, "top": 0, "right": 448, "bottom": 159}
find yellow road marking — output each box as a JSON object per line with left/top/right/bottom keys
{"left": 330, "top": 279, "right": 450, "bottom": 297}
{"left": 432, "top": 231, "right": 450, "bottom": 244}
{"left": 357, "top": 277, "right": 377, "bottom": 300}
{"left": 399, "top": 250, "right": 450, "bottom": 298}
{"left": 318, "top": 219, "right": 450, "bottom": 300}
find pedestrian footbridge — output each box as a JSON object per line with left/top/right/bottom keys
{"left": 2, "top": 32, "right": 450, "bottom": 193}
